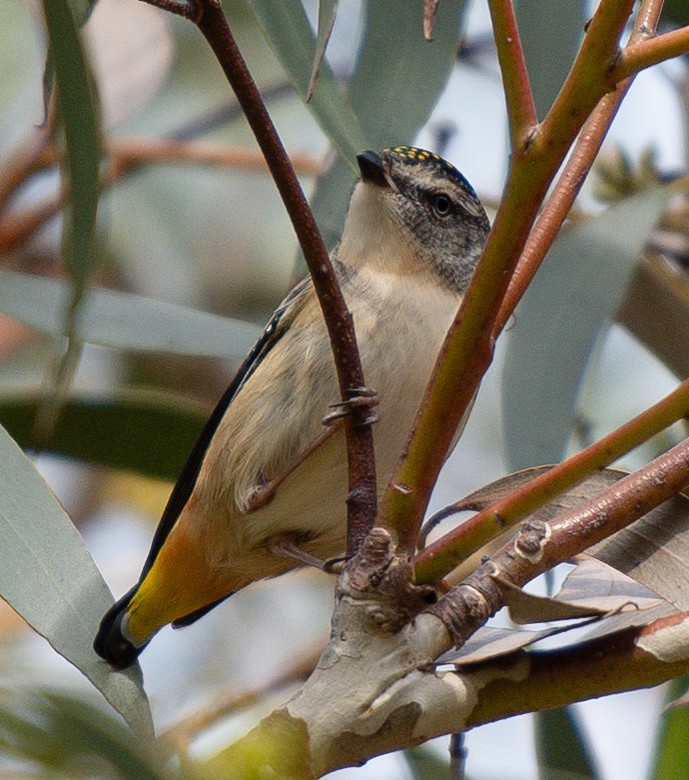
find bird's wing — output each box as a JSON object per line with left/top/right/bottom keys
{"left": 139, "top": 277, "right": 314, "bottom": 578}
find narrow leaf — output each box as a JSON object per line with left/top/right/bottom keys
{"left": 306, "top": 0, "right": 339, "bottom": 102}
{"left": 40, "top": 0, "right": 102, "bottom": 439}
{"left": 0, "top": 271, "right": 262, "bottom": 358}
{"left": 536, "top": 707, "right": 598, "bottom": 780}
{"left": 0, "top": 688, "right": 166, "bottom": 778}
{"left": 502, "top": 187, "right": 672, "bottom": 469}
{"left": 0, "top": 389, "right": 207, "bottom": 481}
{"left": 649, "top": 676, "right": 689, "bottom": 780}
{"left": 0, "top": 424, "right": 152, "bottom": 735}
{"left": 243, "top": 0, "right": 366, "bottom": 170}
{"left": 516, "top": 1, "right": 583, "bottom": 120}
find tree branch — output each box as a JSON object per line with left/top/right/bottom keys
{"left": 487, "top": 0, "right": 537, "bottom": 146}
{"left": 466, "top": 611, "right": 689, "bottom": 728}
{"left": 140, "top": 0, "right": 377, "bottom": 551}
{"left": 414, "top": 376, "right": 689, "bottom": 583}
{"left": 614, "top": 25, "right": 689, "bottom": 82}
{"left": 428, "top": 436, "right": 689, "bottom": 647}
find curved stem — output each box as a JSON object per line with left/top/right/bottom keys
{"left": 487, "top": 0, "right": 537, "bottom": 146}
{"left": 415, "top": 376, "right": 689, "bottom": 583}
{"left": 615, "top": 25, "right": 689, "bottom": 81}
{"left": 141, "top": 0, "right": 378, "bottom": 550}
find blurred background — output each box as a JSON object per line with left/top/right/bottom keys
{"left": 1, "top": 0, "right": 689, "bottom": 777}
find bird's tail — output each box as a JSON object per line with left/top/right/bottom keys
{"left": 93, "top": 586, "right": 148, "bottom": 669}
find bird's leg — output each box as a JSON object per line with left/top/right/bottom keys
{"left": 322, "top": 386, "right": 379, "bottom": 427}
{"left": 245, "top": 422, "right": 342, "bottom": 512}
{"left": 268, "top": 535, "right": 350, "bottom": 573}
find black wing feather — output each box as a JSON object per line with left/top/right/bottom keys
{"left": 139, "top": 279, "right": 311, "bottom": 579}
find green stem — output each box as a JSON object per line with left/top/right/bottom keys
{"left": 614, "top": 24, "right": 689, "bottom": 81}
{"left": 487, "top": 0, "right": 537, "bottom": 146}
{"left": 379, "top": 0, "right": 634, "bottom": 551}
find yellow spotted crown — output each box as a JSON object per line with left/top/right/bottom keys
{"left": 384, "top": 145, "right": 479, "bottom": 201}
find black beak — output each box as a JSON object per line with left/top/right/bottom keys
{"left": 356, "top": 150, "right": 391, "bottom": 188}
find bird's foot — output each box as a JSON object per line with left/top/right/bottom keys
{"left": 268, "top": 536, "right": 329, "bottom": 570}
{"left": 322, "top": 386, "right": 379, "bottom": 427}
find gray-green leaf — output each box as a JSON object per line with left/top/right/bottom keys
{"left": 0, "top": 424, "right": 152, "bottom": 735}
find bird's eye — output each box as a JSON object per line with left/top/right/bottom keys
{"left": 432, "top": 193, "right": 452, "bottom": 217}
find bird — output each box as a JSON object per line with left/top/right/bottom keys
{"left": 94, "top": 146, "right": 490, "bottom": 669}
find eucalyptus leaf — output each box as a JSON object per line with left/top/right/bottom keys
{"left": 0, "top": 688, "right": 167, "bottom": 778}
{"left": 516, "top": 1, "right": 583, "bottom": 119}
{"left": 0, "top": 424, "right": 152, "bottom": 735}
{"left": 502, "top": 187, "right": 672, "bottom": 470}
{"left": 0, "top": 388, "right": 207, "bottom": 481}
{"left": 66, "top": 0, "right": 100, "bottom": 27}
{"left": 309, "top": 0, "right": 467, "bottom": 247}
{"left": 242, "top": 0, "right": 366, "bottom": 170}
{"left": 307, "top": 0, "right": 340, "bottom": 102}
{"left": 42, "top": 0, "right": 100, "bottom": 306}
{"left": 40, "top": 0, "right": 101, "bottom": 441}
{"left": 649, "top": 676, "right": 689, "bottom": 780}
{"left": 536, "top": 707, "right": 598, "bottom": 780}
{"left": 0, "top": 271, "right": 262, "bottom": 358}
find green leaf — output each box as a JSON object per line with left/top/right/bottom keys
{"left": 242, "top": 0, "right": 366, "bottom": 169}
{"left": 516, "top": 1, "right": 583, "bottom": 120}
{"left": 65, "top": 0, "right": 100, "bottom": 27}
{"left": 0, "top": 389, "right": 206, "bottom": 481}
{"left": 42, "top": 0, "right": 101, "bottom": 312}
{"left": 0, "top": 424, "right": 152, "bottom": 735}
{"left": 403, "top": 744, "right": 453, "bottom": 779}
{"left": 307, "top": 0, "right": 340, "bottom": 102}
{"left": 309, "top": 0, "right": 467, "bottom": 247}
{"left": 536, "top": 707, "right": 599, "bottom": 780}
{"left": 650, "top": 676, "right": 689, "bottom": 780}
{"left": 0, "top": 271, "right": 262, "bottom": 358}
{"left": 0, "top": 688, "right": 167, "bottom": 779}
{"left": 40, "top": 0, "right": 101, "bottom": 440}
{"left": 502, "top": 186, "right": 672, "bottom": 469}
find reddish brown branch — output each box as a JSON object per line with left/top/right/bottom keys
{"left": 415, "top": 376, "right": 689, "bottom": 582}
{"left": 487, "top": 0, "right": 537, "bottom": 146}
{"left": 467, "top": 610, "right": 689, "bottom": 727}
{"left": 140, "top": 0, "right": 378, "bottom": 550}
{"left": 428, "top": 436, "right": 689, "bottom": 647}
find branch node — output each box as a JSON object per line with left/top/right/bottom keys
{"left": 514, "top": 519, "right": 551, "bottom": 562}
{"left": 425, "top": 570, "right": 503, "bottom": 647}
{"left": 340, "top": 529, "right": 439, "bottom": 631}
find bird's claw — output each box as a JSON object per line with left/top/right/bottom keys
{"left": 322, "top": 386, "right": 379, "bottom": 427}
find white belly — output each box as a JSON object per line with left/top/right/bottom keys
{"left": 241, "top": 270, "right": 461, "bottom": 557}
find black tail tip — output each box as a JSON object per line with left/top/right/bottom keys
{"left": 93, "top": 591, "right": 146, "bottom": 670}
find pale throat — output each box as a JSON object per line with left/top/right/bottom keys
{"left": 338, "top": 183, "right": 419, "bottom": 275}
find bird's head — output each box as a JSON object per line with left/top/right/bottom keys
{"left": 340, "top": 146, "right": 490, "bottom": 293}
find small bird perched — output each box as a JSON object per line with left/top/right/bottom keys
{"left": 94, "top": 146, "right": 490, "bottom": 669}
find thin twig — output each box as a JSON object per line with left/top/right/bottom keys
{"left": 493, "top": 86, "right": 633, "bottom": 332}
{"left": 378, "top": 0, "right": 636, "bottom": 553}
{"left": 0, "top": 140, "right": 320, "bottom": 254}
{"left": 415, "top": 376, "right": 689, "bottom": 582}
{"left": 487, "top": 0, "right": 537, "bottom": 146}
{"left": 427, "top": 436, "right": 689, "bottom": 646}
{"left": 614, "top": 24, "right": 689, "bottom": 81}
